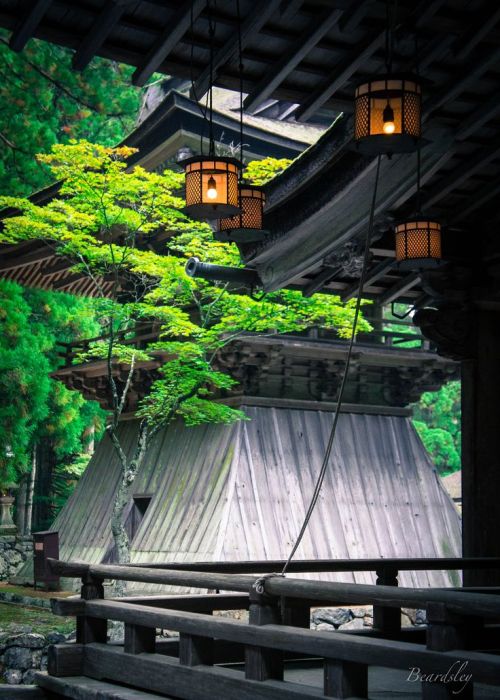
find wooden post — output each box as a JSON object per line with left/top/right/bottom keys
{"left": 245, "top": 584, "right": 284, "bottom": 681}
{"left": 76, "top": 572, "right": 107, "bottom": 645}
{"left": 281, "top": 598, "right": 311, "bottom": 629}
{"left": 373, "top": 566, "right": 400, "bottom": 634}
{"left": 124, "top": 624, "right": 156, "bottom": 654}
{"left": 179, "top": 633, "right": 214, "bottom": 666}
{"left": 462, "top": 309, "right": 500, "bottom": 586}
{"left": 422, "top": 603, "right": 473, "bottom": 700}
{"left": 324, "top": 659, "right": 368, "bottom": 698}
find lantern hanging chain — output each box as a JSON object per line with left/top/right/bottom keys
{"left": 280, "top": 154, "right": 382, "bottom": 577}
{"left": 237, "top": 0, "right": 244, "bottom": 169}
{"left": 414, "top": 32, "right": 422, "bottom": 217}
{"left": 207, "top": 0, "right": 216, "bottom": 157}
{"left": 190, "top": 0, "right": 209, "bottom": 155}
{"left": 384, "top": 0, "right": 398, "bottom": 73}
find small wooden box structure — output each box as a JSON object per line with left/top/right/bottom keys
{"left": 33, "top": 530, "right": 59, "bottom": 590}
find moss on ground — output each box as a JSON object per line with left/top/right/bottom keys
{"left": 0, "top": 602, "right": 75, "bottom": 636}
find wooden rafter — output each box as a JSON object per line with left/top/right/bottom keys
{"left": 295, "top": 0, "right": 446, "bottom": 122}
{"left": 378, "top": 273, "right": 421, "bottom": 306}
{"left": 342, "top": 260, "right": 394, "bottom": 302}
{"left": 73, "top": 1, "right": 134, "bottom": 71}
{"left": 302, "top": 265, "right": 342, "bottom": 298}
{"left": 189, "top": 0, "right": 282, "bottom": 100}
{"left": 132, "top": 0, "right": 206, "bottom": 87}
{"left": 449, "top": 177, "right": 500, "bottom": 224}
{"left": 455, "top": 93, "right": 500, "bottom": 142}
{"left": 422, "top": 137, "right": 500, "bottom": 211}
{"left": 9, "top": 0, "right": 52, "bottom": 52}
{"left": 243, "top": 7, "right": 343, "bottom": 113}
{"left": 424, "top": 44, "right": 500, "bottom": 118}
{"left": 40, "top": 259, "right": 75, "bottom": 277}
{"left": 294, "top": 30, "right": 386, "bottom": 122}
{"left": 453, "top": 5, "right": 500, "bottom": 62}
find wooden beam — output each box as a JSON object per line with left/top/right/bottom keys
{"left": 378, "top": 273, "right": 421, "bottom": 306}
{"left": 295, "top": 0, "right": 446, "bottom": 122}
{"left": 302, "top": 265, "right": 342, "bottom": 298}
{"left": 132, "top": 0, "right": 206, "bottom": 87}
{"left": 190, "top": 0, "right": 282, "bottom": 100}
{"left": 342, "top": 260, "right": 394, "bottom": 302}
{"left": 295, "top": 30, "right": 385, "bottom": 122}
{"left": 9, "top": 0, "right": 52, "bottom": 51}
{"left": 40, "top": 260, "right": 75, "bottom": 277}
{"left": 424, "top": 45, "right": 500, "bottom": 118}
{"left": 243, "top": 8, "right": 343, "bottom": 113}
{"left": 52, "top": 273, "right": 87, "bottom": 290}
{"left": 448, "top": 177, "right": 500, "bottom": 224}
{"left": 455, "top": 93, "right": 500, "bottom": 142}
{"left": 422, "top": 137, "right": 500, "bottom": 210}
{"left": 453, "top": 6, "right": 500, "bottom": 62}
{"left": 72, "top": 1, "right": 132, "bottom": 71}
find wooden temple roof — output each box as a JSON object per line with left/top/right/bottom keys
{"left": 1, "top": 0, "right": 498, "bottom": 304}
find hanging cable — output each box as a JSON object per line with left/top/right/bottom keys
{"left": 190, "top": 1, "right": 208, "bottom": 155}
{"left": 207, "top": 0, "right": 215, "bottom": 156}
{"left": 237, "top": 0, "right": 244, "bottom": 167}
{"left": 281, "top": 154, "right": 382, "bottom": 576}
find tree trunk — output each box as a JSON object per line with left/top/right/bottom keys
{"left": 15, "top": 476, "right": 27, "bottom": 535}
{"left": 108, "top": 422, "right": 150, "bottom": 596}
{"left": 25, "top": 447, "right": 37, "bottom": 535}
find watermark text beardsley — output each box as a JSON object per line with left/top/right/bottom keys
{"left": 407, "top": 661, "right": 472, "bottom": 695}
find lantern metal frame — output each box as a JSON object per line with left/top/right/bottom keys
{"left": 215, "top": 184, "right": 268, "bottom": 243}
{"left": 394, "top": 218, "right": 444, "bottom": 270}
{"left": 354, "top": 74, "right": 422, "bottom": 155}
{"left": 182, "top": 155, "right": 242, "bottom": 220}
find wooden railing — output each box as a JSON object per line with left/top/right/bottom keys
{"left": 38, "top": 558, "right": 500, "bottom": 699}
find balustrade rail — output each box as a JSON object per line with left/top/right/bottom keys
{"left": 27, "top": 557, "right": 500, "bottom": 699}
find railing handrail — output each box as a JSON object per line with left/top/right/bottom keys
{"left": 48, "top": 558, "right": 500, "bottom": 618}
{"left": 120, "top": 556, "right": 500, "bottom": 573}
{"left": 76, "top": 599, "right": 500, "bottom": 682}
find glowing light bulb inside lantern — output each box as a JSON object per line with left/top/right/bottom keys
{"left": 383, "top": 102, "right": 395, "bottom": 134}
{"left": 206, "top": 176, "right": 218, "bottom": 200}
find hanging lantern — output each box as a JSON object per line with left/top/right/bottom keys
{"left": 394, "top": 219, "right": 442, "bottom": 269}
{"left": 182, "top": 156, "right": 242, "bottom": 220}
{"left": 215, "top": 184, "right": 267, "bottom": 242}
{"left": 354, "top": 75, "right": 422, "bottom": 155}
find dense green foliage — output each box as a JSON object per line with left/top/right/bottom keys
{"left": 0, "top": 279, "right": 105, "bottom": 492}
{"left": 243, "top": 157, "right": 292, "bottom": 185}
{"left": 382, "top": 305, "right": 461, "bottom": 475}
{"left": 0, "top": 32, "right": 141, "bottom": 196}
{"left": 413, "top": 381, "right": 461, "bottom": 475}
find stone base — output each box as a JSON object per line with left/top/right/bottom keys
{"left": 0, "top": 526, "right": 17, "bottom": 536}
{"left": 0, "top": 535, "right": 33, "bottom": 582}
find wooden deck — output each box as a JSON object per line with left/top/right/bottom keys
{"left": 4, "top": 557, "right": 500, "bottom": 699}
